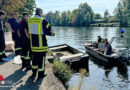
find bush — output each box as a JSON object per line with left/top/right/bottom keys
{"left": 52, "top": 60, "right": 72, "bottom": 85}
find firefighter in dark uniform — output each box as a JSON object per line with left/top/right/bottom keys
{"left": 18, "top": 12, "right": 31, "bottom": 70}
{"left": 5, "top": 12, "right": 21, "bottom": 56}
{"left": 0, "top": 11, "right": 6, "bottom": 62}
{"left": 28, "top": 8, "right": 55, "bottom": 79}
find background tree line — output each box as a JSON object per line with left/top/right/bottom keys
{"left": 44, "top": 0, "right": 130, "bottom": 27}
{"left": 44, "top": 3, "right": 100, "bottom": 27}
{"left": 114, "top": 0, "right": 130, "bottom": 26}
{"left": 0, "top": 0, "right": 129, "bottom": 27}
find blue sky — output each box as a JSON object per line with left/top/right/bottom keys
{"left": 36, "top": 0, "right": 120, "bottom": 16}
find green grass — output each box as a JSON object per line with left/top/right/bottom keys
{"left": 52, "top": 60, "right": 72, "bottom": 85}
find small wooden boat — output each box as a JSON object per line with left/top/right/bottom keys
{"left": 48, "top": 44, "right": 89, "bottom": 71}
{"left": 85, "top": 42, "right": 119, "bottom": 66}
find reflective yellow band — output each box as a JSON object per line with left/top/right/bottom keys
{"left": 0, "top": 51, "right": 5, "bottom": 55}
{"left": 0, "top": 52, "right": 3, "bottom": 55}
{"left": 24, "top": 56, "right": 30, "bottom": 60}
{"left": 38, "top": 57, "right": 45, "bottom": 72}
{"left": 39, "top": 35, "right": 43, "bottom": 47}
{"left": 31, "top": 46, "right": 48, "bottom": 50}
{"left": 31, "top": 49, "right": 48, "bottom": 52}
{"left": 2, "top": 51, "right": 5, "bottom": 54}
{"left": 32, "top": 65, "right": 38, "bottom": 69}
{"left": 46, "top": 23, "right": 50, "bottom": 29}
{"left": 15, "top": 48, "right": 21, "bottom": 51}
{"left": 24, "top": 51, "right": 30, "bottom": 60}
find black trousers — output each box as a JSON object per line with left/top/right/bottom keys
{"left": 0, "top": 30, "right": 5, "bottom": 59}
{"left": 31, "top": 52, "right": 46, "bottom": 74}
{"left": 21, "top": 38, "right": 30, "bottom": 67}
{"left": 13, "top": 38, "right": 22, "bottom": 55}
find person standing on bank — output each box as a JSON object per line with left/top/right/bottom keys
{"left": 28, "top": 8, "right": 55, "bottom": 80}
{"left": 18, "top": 12, "right": 31, "bottom": 70}
{"left": 5, "top": 12, "right": 21, "bottom": 56}
{"left": 0, "top": 11, "right": 7, "bottom": 62}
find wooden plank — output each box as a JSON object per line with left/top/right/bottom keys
{"left": 49, "top": 45, "right": 68, "bottom": 50}
{"left": 60, "top": 53, "right": 84, "bottom": 60}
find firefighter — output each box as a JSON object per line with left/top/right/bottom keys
{"left": 0, "top": 11, "right": 6, "bottom": 62}
{"left": 18, "top": 12, "right": 31, "bottom": 70}
{"left": 5, "top": 12, "right": 21, "bottom": 56}
{"left": 28, "top": 8, "right": 55, "bottom": 79}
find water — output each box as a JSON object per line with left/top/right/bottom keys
{"left": 47, "top": 26, "right": 130, "bottom": 90}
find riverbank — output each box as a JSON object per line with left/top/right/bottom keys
{"left": 0, "top": 53, "right": 66, "bottom": 90}
{"left": 0, "top": 32, "right": 66, "bottom": 90}
{"left": 90, "top": 23, "right": 120, "bottom": 27}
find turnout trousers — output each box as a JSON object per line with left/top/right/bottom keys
{"left": 31, "top": 52, "right": 46, "bottom": 77}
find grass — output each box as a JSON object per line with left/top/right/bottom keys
{"left": 52, "top": 60, "right": 72, "bottom": 85}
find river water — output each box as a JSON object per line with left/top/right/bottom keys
{"left": 47, "top": 26, "right": 130, "bottom": 90}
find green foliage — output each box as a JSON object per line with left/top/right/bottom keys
{"left": 53, "top": 60, "right": 72, "bottom": 85}
{"left": 94, "top": 13, "right": 102, "bottom": 20}
{"left": 114, "top": 0, "right": 130, "bottom": 26}
{"left": 104, "top": 10, "right": 110, "bottom": 23}
{"left": 0, "top": 0, "right": 26, "bottom": 16}
{"left": 18, "top": 0, "right": 36, "bottom": 16}
{"left": 44, "top": 2, "right": 95, "bottom": 27}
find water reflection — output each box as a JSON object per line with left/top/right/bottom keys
{"left": 117, "top": 61, "right": 128, "bottom": 79}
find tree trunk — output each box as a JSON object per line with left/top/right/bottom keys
{"left": 0, "top": 0, "right": 5, "bottom": 10}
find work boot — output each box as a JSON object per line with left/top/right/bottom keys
{"left": 31, "top": 69, "right": 37, "bottom": 78}
{"left": 37, "top": 71, "right": 46, "bottom": 80}
{"left": 25, "top": 61, "right": 31, "bottom": 71}
{"left": 21, "top": 58, "right": 26, "bottom": 69}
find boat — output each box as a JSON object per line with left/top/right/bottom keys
{"left": 84, "top": 42, "right": 119, "bottom": 66}
{"left": 48, "top": 44, "right": 89, "bottom": 71}
{"left": 85, "top": 35, "right": 130, "bottom": 66}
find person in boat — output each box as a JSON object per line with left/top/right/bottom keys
{"left": 98, "top": 38, "right": 112, "bottom": 55}
{"left": 0, "top": 11, "right": 7, "bottom": 62}
{"left": 97, "top": 36, "right": 105, "bottom": 48}
{"left": 98, "top": 36, "right": 104, "bottom": 43}
{"left": 104, "top": 39, "right": 112, "bottom": 55}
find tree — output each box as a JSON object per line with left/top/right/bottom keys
{"left": 124, "top": 0, "right": 130, "bottom": 25}
{"left": 18, "top": 0, "right": 36, "bottom": 16}
{"left": 44, "top": 2, "right": 95, "bottom": 27}
{"left": 0, "top": 0, "right": 5, "bottom": 10}
{"left": 61, "top": 11, "right": 69, "bottom": 26}
{"left": 114, "top": 0, "right": 128, "bottom": 26}
{"left": 104, "top": 10, "right": 110, "bottom": 23}
{"left": 94, "top": 13, "right": 102, "bottom": 20}
{"left": 78, "top": 3, "right": 94, "bottom": 26}
{"left": 0, "top": 0, "right": 27, "bottom": 16}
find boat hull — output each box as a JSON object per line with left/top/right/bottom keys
{"left": 49, "top": 44, "right": 89, "bottom": 71}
